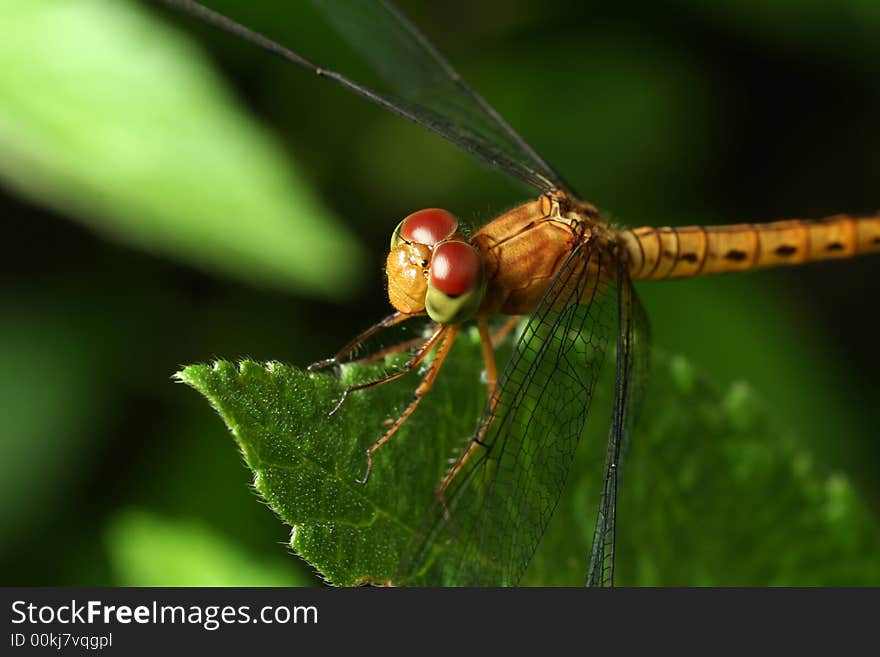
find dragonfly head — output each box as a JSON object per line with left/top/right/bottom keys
{"left": 386, "top": 209, "right": 486, "bottom": 324}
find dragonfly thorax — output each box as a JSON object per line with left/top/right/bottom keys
{"left": 386, "top": 209, "right": 486, "bottom": 324}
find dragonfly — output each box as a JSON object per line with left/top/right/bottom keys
{"left": 156, "top": 0, "right": 880, "bottom": 586}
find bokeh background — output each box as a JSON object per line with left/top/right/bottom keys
{"left": 2, "top": 0, "right": 878, "bottom": 586}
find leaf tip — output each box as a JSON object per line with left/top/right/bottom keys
{"left": 172, "top": 363, "right": 204, "bottom": 388}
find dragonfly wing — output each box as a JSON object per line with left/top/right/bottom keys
{"left": 155, "top": 0, "right": 571, "bottom": 194}
{"left": 396, "top": 240, "right": 621, "bottom": 586}
{"left": 585, "top": 273, "right": 650, "bottom": 586}
{"left": 310, "top": 0, "right": 571, "bottom": 194}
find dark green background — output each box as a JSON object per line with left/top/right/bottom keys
{"left": 1, "top": 0, "right": 877, "bottom": 585}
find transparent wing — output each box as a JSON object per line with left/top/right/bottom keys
{"left": 396, "top": 240, "right": 620, "bottom": 586}
{"left": 153, "top": 0, "right": 572, "bottom": 194}
{"left": 585, "top": 272, "right": 650, "bottom": 586}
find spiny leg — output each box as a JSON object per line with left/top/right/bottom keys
{"left": 329, "top": 323, "right": 446, "bottom": 416}
{"left": 438, "top": 316, "right": 501, "bottom": 498}
{"left": 307, "top": 311, "right": 421, "bottom": 371}
{"left": 359, "top": 325, "right": 460, "bottom": 484}
{"left": 491, "top": 315, "right": 522, "bottom": 349}
{"left": 477, "top": 316, "right": 499, "bottom": 398}
{"left": 361, "top": 335, "right": 431, "bottom": 365}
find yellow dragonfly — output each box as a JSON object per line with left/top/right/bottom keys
{"left": 157, "top": 0, "right": 880, "bottom": 586}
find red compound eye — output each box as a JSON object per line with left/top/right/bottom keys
{"left": 429, "top": 241, "right": 481, "bottom": 296}
{"left": 400, "top": 208, "right": 458, "bottom": 246}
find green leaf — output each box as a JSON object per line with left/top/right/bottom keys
{"left": 178, "top": 331, "right": 880, "bottom": 586}
{"left": 534, "top": 354, "right": 880, "bottom": 586}
{"left": 106, "top": 508, "right": 310, "bottom": 587}
{"left": 177, "top": 329, "right": 489, "bottom": 586}
{"left": 0, "top": 0, "right": 363, "bottom": 297}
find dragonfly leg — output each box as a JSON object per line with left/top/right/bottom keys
{"left": 477, "top": 316, "right": 498, "bottom": 399}
{"left": 358, "top": 325, "right": 460, "bottom": 484}
{"left": 437, "top": 316, "right": 502, "bottom": 497}
{"left": 307, "top": 311, "right": 421, "bottom": 371}
{"left": 329, "top": 323, "right": 446, "bottom": 416}
{"left": 490, "top": 315, "right": 521, "bottom": 348}
{"left": 360, "top": 335, "right": 431, "bottom": 365}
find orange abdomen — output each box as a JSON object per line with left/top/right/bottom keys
{"left": 621, "top": 213, "right": 880, "bottom": 280}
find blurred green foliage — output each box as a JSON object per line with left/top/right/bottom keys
{"left": 0, "top": 0, "right": 362, "bottom": 296}
{"left": 0, "top": 0, "right": 877, "bottom": 585}
{"left": 107, "top": 508, "right": 309, "bottom": 586}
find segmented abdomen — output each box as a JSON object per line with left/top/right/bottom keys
{"left": 620, "top": 213, "right": 880, "bottom": 280}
